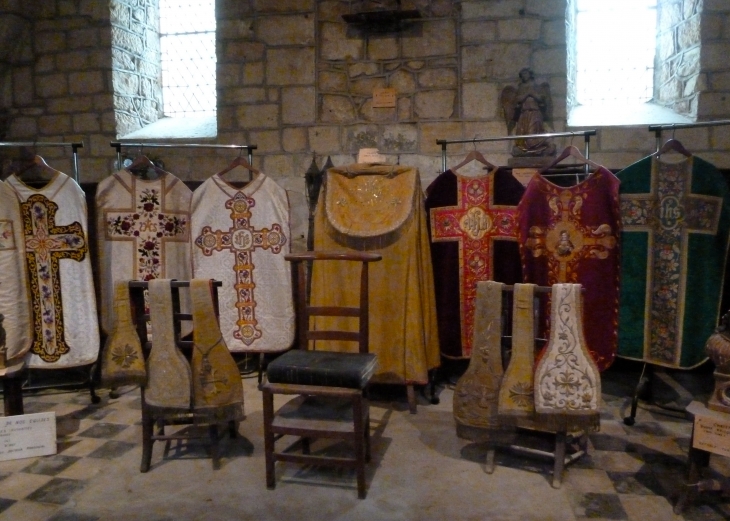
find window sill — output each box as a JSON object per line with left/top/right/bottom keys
{"left": 568, "top": 102, "right": 693, "bottom": 127}
{"left": 118, "top": 114, "right": 217, "bottom": 140}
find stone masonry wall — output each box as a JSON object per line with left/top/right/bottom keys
{"left": 0, "top": 0, "right": 729, "bottom": 242}
{"left": 655, "top": 0, "right": 701, "bottom": 117}
{"left": 111, "top": 0, "right": 163, "bottom": 136}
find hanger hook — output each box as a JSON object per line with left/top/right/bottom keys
{"left": 473, "top": 136, "right": 477, "bottom": 151}
{"left": 237, "top": 146, "right": 244, "bottom": 159}
{"left": 672, "top": 124, "right": 676, "bottom": 140}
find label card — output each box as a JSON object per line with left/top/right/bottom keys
{"left": 694, "top": 413, "right": 730, "bottom": 457}
{"left": 0, "top": 412, "right": 56, "bottom": 462}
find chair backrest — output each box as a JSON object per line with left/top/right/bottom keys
{"left": 285, "top": 251, "right": 382, "bottom": 354}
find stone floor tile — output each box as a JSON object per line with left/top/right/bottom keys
{"left": 86, "top": 440, "right": 135, "bottom": 460}
{"left": 618, "top": 494, "right": 683, "bottom": 521}
{"left": 55, "top": 458, "right": 108, "bottom": 481}
{"left": 76, "top": 423, "right": 129, "bottom": 439}
{"left": 0, "top": 500, "right": 59, "bottom": 521}
{"left": 0, "top": 472, "right": 53, "bottom": 500}
{"left": 26, "top": 478, "right": 88, "bottom": 505}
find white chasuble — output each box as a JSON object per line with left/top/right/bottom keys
{"left": 0, "top": 181, "right": 32, "bottom": 363}
{"left": 95, "top": 169, "right": 192, "bottom": 334}
{"left": 191, "top": 173, "right": 294, "bottom": 353}
{"left": 6, "top": 172, "right": 100, "bottom": 368}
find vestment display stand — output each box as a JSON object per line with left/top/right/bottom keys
{"left": 128, "top": 279, "right": 238, "bottom": 471}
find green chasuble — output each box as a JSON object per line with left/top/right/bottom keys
{"left": 617, "top": 155, "right": 730, "bottom": 368}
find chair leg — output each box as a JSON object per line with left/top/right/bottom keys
{"left": 353, "top": 394, "right": 367, "bottom": 499}
{"left": 365, "top": 411, "right": 371, "bottom": 463}
{"left": 552, "top": 431, "right": 567, "bottom": 489}
{"left": 484, "top": 447, "right": 496, "bottom": 474}
{"left": 140, "top": 407, "right": 154, "bottom": 473}
{"left": 407, "top": 384, "right": 417, "bottom": 414}
{"left": 209, "top": 424, "right": 220, "bottom": 470}
{"left": 262, "top": 388, "right": 276, "bottom": 490}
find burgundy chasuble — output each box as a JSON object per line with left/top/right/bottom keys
{"left": 426, "top": 169, "right": 524, "bottom": 359}
{"left": 517, "top": 168, "right": 620, "bottom": 371}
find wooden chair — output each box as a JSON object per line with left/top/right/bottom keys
{"left": 262, "top": 251, "right": 382, "bottom": 499}
{"left": 128, "top": 280, "right": 237, "bottom": 471}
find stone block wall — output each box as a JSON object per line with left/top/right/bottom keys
{"left": 655, "top": 0, "right": 701, "bottom": 116}
{"left": 111, "top": 0, "right": 163, "bottom": 137}
{"left": 0, "top": 0, "right": 728, "bottom": 201}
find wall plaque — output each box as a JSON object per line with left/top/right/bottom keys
{"left": 373, "top": 88, "right": 397, "bottom": 108}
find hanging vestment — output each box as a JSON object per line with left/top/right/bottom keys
{"left": 0, "top": 181, "right": 32, "bottom": 364}
{"left": 191, "top": 173, "right": 293, "bottom": 353}
{"left": 517, "top": 168, "right": 620, "bottom": 371}
{"left": 311, "top": 163, "right": 440, "bottom": 385}
{"left": 6, "top": 172, "right": 100, "bottom": 368}
{"left": 95, "top": 169, "right": 192, "bottom": 334}
{"left": 617, "top": 155, "right": 730, "bottom": 368}
{"left": 426, "top": 169, "right": 524, "bottom": 358}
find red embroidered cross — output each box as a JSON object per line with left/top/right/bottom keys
{"left": 430, "top": 175, "right": 518, "bottom": 357}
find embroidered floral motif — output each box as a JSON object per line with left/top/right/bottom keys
{"left": 507, "top": 382, "right": 534, "bottom": 408}
{"left": 536, "top": 285, "right": 598, "bottom": 413}
{"left": 111, "top": 343, "right": 139, "bottom": 368}
{"left": 0, "top": 221, "right": 15, "bottom": 250}
{"left": 21, "top": 194, "right": 87, "bottom": 363}
{"left": 106, "top": 188, "right": 188, "bottom": 281}
{"left": 525, "top": 188, "right": 616, "bottom": 284}
{"left": 194, "top": 191, "right": 287, "bottom": 346}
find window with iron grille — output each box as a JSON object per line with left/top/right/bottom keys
{"left": 159, "top": 0, "right": 217, "bottom": 117}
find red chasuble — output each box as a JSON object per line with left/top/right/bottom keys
{"left": 517, "top": 168, "right": 620, "bottom": 371}
{"left": 426, "top": 169, "right": 524, "bottom": 358}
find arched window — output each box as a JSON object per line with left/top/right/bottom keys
{"left": 111, "top": 0, "right": 217, "bottom": 139}
{"left": 567, "top": 0, "right": 697, "bottom": 126}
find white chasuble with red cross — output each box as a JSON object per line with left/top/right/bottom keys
{"left": 191, "top": 173, "right": 294, "bottom": 353}
{"left": 0, "top": 181, "right": 32, "bottom": 363}
{"left": 7, "top": 172, "right": 100, "bottom": 368}
{"left": 95, "top": 169, "right": 192, "bottom": 334}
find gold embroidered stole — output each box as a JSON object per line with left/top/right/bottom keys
{"left": 498, "top": 283, "right": 536, "bottom": 419}
{"left": 101, "top": 281, "right": 147, "bottom": 388}
{"left": 534, "top": 284, "right": 600, "bottom": 432}
{"left": 190, "top": 279, "right": 244, "bottom": 422}
{"left": 145, "top": 279, "right": 192, "bottom": 410}
{"left": 453, "top": 281, "right": 505, "bottom": 437}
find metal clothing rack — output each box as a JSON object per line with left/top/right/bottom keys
{"left": 435, "top": 130, "right": 598, "bottom": 175}
{"left": 624, "top": 119, "right": 730, "bottom": 426}
{"left": 649, "top": 119, "right": 730, "bottom": 152}
{"left": 0, "top": 141, "right": 83, "bottom": 183}
{"left": 110, "top": 141, "right": 257, "bottom": 171}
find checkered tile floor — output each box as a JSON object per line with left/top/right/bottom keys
{"left": 0, "top": 360, "right": 727, "bottom": 520}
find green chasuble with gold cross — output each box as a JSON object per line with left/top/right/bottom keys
{"left": 617, "top": 154, "right": 730, "bottom": 369}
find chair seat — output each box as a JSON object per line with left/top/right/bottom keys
{"left": 267, "top": 350, "right": 377, "bottom": 390}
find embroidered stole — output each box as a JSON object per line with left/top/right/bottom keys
{"left": 498, "top": 283, "right": 536, "bottom": 419}
{"left": 453, "top": 281, "right": 504, "bottom": 437}
{"left": 101, "top": 280, "right": 147, "bottom": 388}
{"left": 190, "top": 279, "right": 244, "bottom": 422}
{"left": 533, "top": 284, "right": 600, "bottom": 432}
{"left": 0, "top": 181, "right": 32, "bottom": 364}
{"left": 145, "top": 279, "right": 192, "bottom": 410}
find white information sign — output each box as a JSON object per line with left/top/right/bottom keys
{"left": 694, "top": 413, "right": 730, "bottom": 457}
{"left": 0, "top": 412, "right": 56, "bottom": 461}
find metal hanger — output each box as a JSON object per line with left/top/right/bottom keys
{"left": 451, "top": 138, "right": 496, "bottom": 172}
{"left": 538, "top": 144, "right": 600, "bottom": 175}
{"left": 216, "top": 148, "right": 260, "bottom": 180}
{"left": 656, "top": 138, "right": 692, "bottom": 158}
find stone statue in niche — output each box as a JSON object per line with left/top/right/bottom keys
{"left": 500, "top": 68, "right": 556, "bottom": 159}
